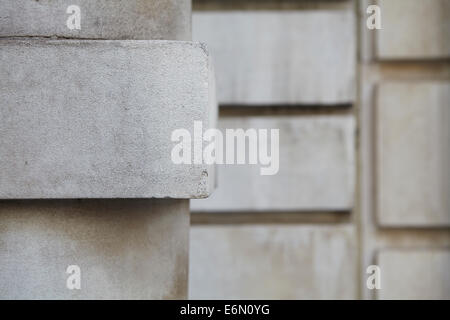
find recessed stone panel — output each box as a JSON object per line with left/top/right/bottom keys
{"left": 376, "top": 82, "right": 450, "bottom": 226}
{"left": 376, "top": 0, "right": 450, "bottom": 59}
{"left": 191, "top": 115, "right": 355, "bottom": 211}
{"left": 377, "top": 250, "right": 450, "bottom": 299}
{"left": 189, "top": 224, "right": 357, "bottom": 299}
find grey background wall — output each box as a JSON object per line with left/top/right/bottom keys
{"left": 189, "top": 0, "right": 450, "bottom": 299}
{"left": 359, "top": 0, "right": 450, "bottom": 300}
{"left": 0, "top": 0, "right": 448, "bottom": 300}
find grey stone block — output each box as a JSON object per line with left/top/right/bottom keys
{"left": 0, "top": 199, "right": 189, "bottom": 299}
{"left": 193, "top": 9, "right": 356, "bottom": 105}
{"left": 0, "top": 39, "right": 216, "bottom": 199}
{"left": 0, "top": 0, "right": 191, "bottom": 40}
{"left": 376, "top": 82, "right": 450, "bottom": 227}
{"left": 191, "top": 115, "right": 355, "bottom": 212}
{"left": 377, "top": 250, "right": 450, "bottom": 299}
{"left": 376, "top": 0, "right": 450, "bottom": 59}
{"left": 189, "top": 224, "right": 357, "bottom": 299}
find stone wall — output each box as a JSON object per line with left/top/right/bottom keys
{"left": 0, "top": 0, "right": 216, "bottom": 299}
{"left": 189, "top": 0, "right": 450, "bottom": 299}
{"left": 360, "top": 0, "right": 450, "bottom": 300}
{"left": 190, "top": 0, "right": 359, "bottom": 299}
{"left": 1, "top": 0, "right": 448, "bottom": 300}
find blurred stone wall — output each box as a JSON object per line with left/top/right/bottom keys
{"left": 189, "top": 0, "right": 450, "bottom": 299}
{"left": 359, "top": 0, "right": 450, "bottom": 300}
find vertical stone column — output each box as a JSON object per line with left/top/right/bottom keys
{"left": 0, "top": 1, "right": 216, "bottom": 299}
{"left": 0, "top": 200, "right": 189, "bottom": 299}
{"left": 359, "top": 0, "right": 450, "bottom": 299}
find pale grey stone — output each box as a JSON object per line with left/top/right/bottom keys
{"left": 376, "top": 82, "right": 450, "bottom": 227}
{"left": 193, "top": 10, "right": 356, "bottom": 104}
{"left": 377, "top": 250, "right": 450, "bottom": 299}
{"left": 0, "top": 0, "right": 191, "bottom": 40}
{"left": 189, "top": 224, "right": 357, "bottom": 299}
{"left": 376, "top": 0, "right": 450, "bottom": 59}
{"left": 0, "top": 199, "right": 189, "bottom": 299}
{"left": 0, "top": 39, "right": 216, "bottom": 199}
{"left": 193, "top": 0, "right": 353, "bottom": 11}
{"left": 191, "top": 115, "right": 355, "bottom": 211}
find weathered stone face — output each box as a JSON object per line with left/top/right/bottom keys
{"left": 0, "top": 0, "right": 207, "bottom": 301}
{"left": 376, "top": 0, "right": 450, "bottom": 60}
{"left": 191, "top": 115, "right": 355, "bottom": 212}
{"left": 376, "top": 82, "right": 450, "bottom": 227}
{"left": 193, "top": 9, "right": 356, "bottom": 105}
{"left": 0, "top": 39, "right": 216, "bottom": 199}
{"left": 0, "top": 0, "right": 192, "bottom": 40}
{"left": 189, "top": 224, "right": 357, "bottom": 299}
{"left": 377, "top": 250, "right": 450, "bottom": 300}
{"left": 0, "top": 199, "right": 189, "bottom": 299}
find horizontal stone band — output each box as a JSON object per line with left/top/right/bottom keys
{"left": 0, "top": 0, "right": 191, "bottom": 40}
{"left": 0, "top": 39, "right": 216, "bottom": 199}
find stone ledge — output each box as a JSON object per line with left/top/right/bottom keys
{"left": 0, "top": 39, "right": 216, "bottom": 199}
{"left": 0, "top": 0, "right": 191, "bottom": 40}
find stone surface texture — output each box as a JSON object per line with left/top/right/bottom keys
{"left": 192, "top": 9, "right": 355, "bottom": 104}
{"left": 0, "top": 39, "right": 216, "bottom": 199}
{"left": 0, "top": 199, "right": 189, "bottom": 299}
{"left": 189, "top": 224, "right": 356, "bottom": 299}
{"left": 377, "top": 250, "right": 450, "bottom": 300}
{"left": 376, "top": 0, "right": 450, "bottom": 59}
{"left": 376, "top": 82, "right": 450, "bottom": 227}
{"left": 191, "top": 115, "right": 355, "bottom": 211}
{"left": 0, "top": 0, "right": 191, "bottom": 40}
